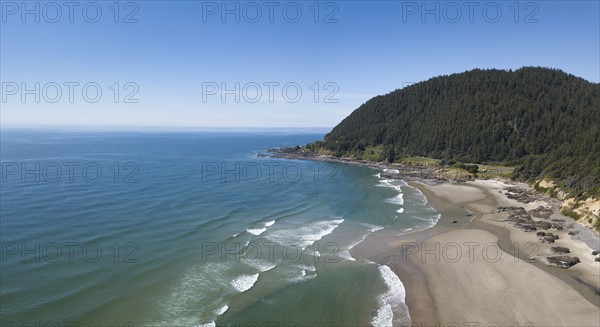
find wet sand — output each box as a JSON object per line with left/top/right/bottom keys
{"left": 386, "top": 181, "right": 600, "bottom": 326}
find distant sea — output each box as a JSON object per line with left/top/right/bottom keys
{"left": 0, "top": 130, "right": 440, "bottom": 326}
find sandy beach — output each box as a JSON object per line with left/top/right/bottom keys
{"left": 390, "top": 180, "right": 600, "bottom": 326}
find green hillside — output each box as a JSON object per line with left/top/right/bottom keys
{"left": 311, "top": 67, "right": 600, "bottom": 197}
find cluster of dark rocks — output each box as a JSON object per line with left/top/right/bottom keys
{"left": 505, "top": 187, "right": 538, "bottom": 203}
{"left": 539, "top": 232, "right": 560, "bottom": 243}
{"left": 497, "top": 206, "right": 523, "bottom": 213}
{"left": 547, "top": 256, "right": 580, "bottom": 268}
{"left": 551, "top": 246, "right": 570, "bottom": 254}
{"left": 496, "top": 199, "right": 598, "bottom": 270}
{"left": 380, "top": 169, "right": 448, "bottom": 184}
{"left": 261, "top": 147, "right": 453, "bottom": 184}
{"left": 499, "top": 206, "right": 565, "bottom": 236}
{"left": 530, "top": 206, "right": 554, "bottom": 219}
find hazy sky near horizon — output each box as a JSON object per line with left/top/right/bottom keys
{"left": 1, "top": 0, "right": 599, "bottom": 129}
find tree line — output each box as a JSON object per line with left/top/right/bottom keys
{"left": 308, "top": 67, "right": 600, "bottom": 197}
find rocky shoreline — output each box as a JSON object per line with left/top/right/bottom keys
{"left": 261, "top": 147, "right": 600, "bottom": 265}
{"left": 260, "top": 147, "right": 457, "bottom": 185}
{"left": 498, "top": 205, "right": 600, "bottom": 267}
{"left": 265, "top": 146, "right": 600, "bottom": 324}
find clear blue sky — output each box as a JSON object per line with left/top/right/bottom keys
{"left": 1, "top": 0, "right": 598, "bottom": 129}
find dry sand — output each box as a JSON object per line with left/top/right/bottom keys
{"left": 391, "top": 180, "right": 600, "bottom": 326}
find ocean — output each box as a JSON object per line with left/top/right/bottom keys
{"left": 0, "top": 130, "right": 441, "bottom": 326}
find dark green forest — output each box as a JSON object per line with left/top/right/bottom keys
{"left": 310, "top": 67, "right": 600, "bottom": 197}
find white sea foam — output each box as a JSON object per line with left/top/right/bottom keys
{"left": 396, "top": 212, "right": 441, "bottom": 237}
{"left": 409, "top": 184, "right": 429, "bottom": 205}
{"left": 414, "top": 213, "right": 442, "bottom": 225}
{"left": 231, "top": 273, "right": 259, "bottom": 292}
{"left": 247, "top": 227, "right": 267, "bottom": 236}
{"left": 214, "top": 305, "right": 228, "bottom": 316}
{"left": 266, "top": 218, "right": 344, "bottom": 250}
{"left": 243, "top": 258, "right": 277, "bottom": 272}
{"left": 397, "top": 208, "right": 404, "bottom": 213}
{"left": 299, "top": 218, "right": 344, "bottom": 248}
{"left": 376, "top": 179, "right": 405, "bottom": 207}
{"left": 372, "top": 304, "right": 393, "bottom": 327}
{"left": 339, "top": 232, "right": 369, "bottom": 261}
{"left": 288, "top": 264, "right": 318, "bottom": 283}
{"left": 298, "top": 264, "right": 316, "bottom": 272}
{"left": 338, "top": 249, "right": 357, "bottom": 261}
{"left": 375, "top": 179, "right": 395, "bottom": 188}
{"left": 306, "top": 248, "right": 321, "bottom": 257}
{"left": 372, "top": 265, "right": 410, "bottom": 327}
{"left": 291, "top": 273, "right": 317, "bottom": 283}
{"left": 160, "top": 262, "right": 232, "bottom": 325}
{"left": 363, "top": 224, "right": 384, "bottom": 233}
{"left": 264, "top": 220, "right": 276, "bottom": 227}
{"left": 385, "top": 193, "right": 404, "bottom": 205}
{"left": 339, "top": 224, "right": 386, "bottom": 261}
{"left": 197, "top": 321, "right": 216, "bottom": 327}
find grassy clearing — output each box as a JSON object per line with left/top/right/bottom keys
{"left": 399, "top": 156, "right": 440, "bottom": 167}
{"left": 476, "top": 164, "right": 515, "bottom": 179}
{"left": 361, "top": 145, "right": 384, "bottom": 162}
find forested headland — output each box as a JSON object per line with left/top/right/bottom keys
{"left": 307, "top": 67, "right": 600, "bottom": 199}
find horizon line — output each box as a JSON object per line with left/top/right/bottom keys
{"left": 0, "top": 125, "right": 333, "bottom": 133}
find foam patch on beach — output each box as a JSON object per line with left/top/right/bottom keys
{"left": 430, "top": 213, "right": 442, "bottom": 226}
{"left": 372, "top": 265, "right": 411, "bottom": 327}
{"left": 409, "top": 184, "right": 430, "bottom": 206}
{"left": 338, "top": 240, "right": 362, "bottom": 261}
{"left": 339, "top": 224, "right": 385, "bottom": 261}
{"left": 264, "top": 220, "right": 276, "bottom": 227}
{"left": 396, "top": 213, "right": 441, "bottom": 236}
{"left": 231, "top": 273, "right": 259, "bottom": 292}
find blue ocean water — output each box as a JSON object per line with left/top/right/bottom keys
{"left": 0, "top": 130, "right": 440, "bottom": 326}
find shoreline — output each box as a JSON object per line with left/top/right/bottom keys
{"left": 264, "top": 150, "right": 600, "bottom": 325}
{"left": 390, "top": 180, "right": 600, "bottom": 326}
